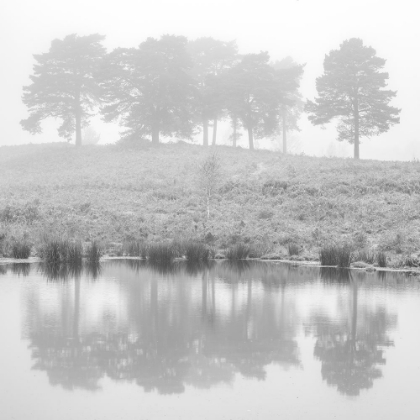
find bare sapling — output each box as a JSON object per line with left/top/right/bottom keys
{"left": 198, "top": 152, "right": 222, "bottom": 222}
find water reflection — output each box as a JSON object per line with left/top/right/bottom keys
{"left": 23, "top": 261, "right": 300, "bottom": 393}
{"left": 11, "top": 263, "right": 31, "bottom": 277}
{"left": 13, "top": 261, "right": 410, "bottom": 397}
{"left": 309, "top": 280, "right": 396, "bottom": 396}
{"left": 38, "top": 262, "right": 101, "bottom": 281}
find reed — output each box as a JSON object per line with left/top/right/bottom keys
{"left": 226, "top": 243, "right": 250, "bottom": 260}
{"left": 319, "top": 244, "right": 353, "bottom": 268}
{"left": 148, "top": 243, "right": 175, "bottom": 264}
{"left": 11, "top": 241, "right": 31, "bottom": 259}
{"left": 287, "top": 243, "right": 300, "bottom": 256}
{"left": 184, "top": 241, "right": 211, "bottom": 262}
{"left": 86, "top": 240, "right": 102, "bottom": 264}
{"left": 377, "top": 251, "right": 387, "bottom": 268}
{"left": 40, "top": 238, "right": 82, "bottom": 264}
{"left": 353, "top": 248, "right": 376, "bottom": 264}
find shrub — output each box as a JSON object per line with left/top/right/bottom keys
{"left": 184, "top": 241, "right": 211, "bottom": 262}
{"left": 258, "top": 209, "right": 274, "bottom": 220}
{"left": 148, "top": 243, "right": 175, "bottom": 264}
{"left": 262, "top": 180, "right": 288, "bottom": 196}
{"left": 86, "top": 241, "right": 102, "bottom": 264}
{"left": 398, "top": 255, "right": 420, "bottom": 268}
{"left": 11, "top": 241, "right": 31, "bottom": 259}
{"left": 226, "top": 243, "right": 250, "bottom": 260}
{"left": 288, "top": 243, "right": 300, "bottom": 256}
{"left": 377, "top": 251, "right": 387, "bottom": 267}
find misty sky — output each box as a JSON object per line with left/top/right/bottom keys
{"left": 1, "top": 0, "right": 418, "bottom": 160}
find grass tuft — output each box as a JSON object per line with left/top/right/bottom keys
{"left": 86, "top": 241, "right": 102, "bottom": 264}
{"left": 184, "top": 241, "right": 211, "bottom": 262}
{"left": 376, "top": 251, "right": 387, "bottom": 267}
{"left": 319, "top": 244, "right": 353, "bottom": 268}
{"left": 148, "top": 243, "right": 175, "bottom": 264}
{"left": 288, "top": 243, "right": 300, "bottom": 256}
{"left": 11, "top": 241, "right": 31, "bottom": 259}
{"left": 226, "top": 243, "right": 250, "bottom": 260}
{"left": 353, "top": 248, "right": 376, "bottom": 264}
{"left": 39, "top": 238, "right": 83, "bottom": 264}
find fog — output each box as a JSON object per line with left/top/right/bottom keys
{"left": 1, "top": 0, "right": 418, "bottom": 160}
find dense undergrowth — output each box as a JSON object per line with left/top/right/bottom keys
{"left": 1, "top": 142, "right": 420, "bottom": 268}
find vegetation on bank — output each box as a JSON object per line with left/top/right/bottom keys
{"left": 1, "top": 143, "right": 420, "bottom": 269}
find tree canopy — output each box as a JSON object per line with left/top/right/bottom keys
{"left": 306, "top": 38, "right": 400, "bottom": 159}
{"left": 271, "top": 57, "right": 305, "bottom": 154}
{"left": 99, "top": 35, "right": 195, "bottom": 144}
{"left": 188, "top": 38, "right": 238, "bottom": 146}
{"left": 21, "top": 34, "right": 106, "bottom": 146}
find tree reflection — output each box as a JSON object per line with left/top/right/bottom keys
{"left": 24, "top": 261, "right": 300, "bottom": 393}
{"left": 311, "top": 278, "right": 396, "bottom": 396}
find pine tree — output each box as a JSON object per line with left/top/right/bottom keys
{"left": 21, "top": 34, "right": 106, "bottom": 146}
{"left": 306, "top": 38, "right": 400, "bottom": 159}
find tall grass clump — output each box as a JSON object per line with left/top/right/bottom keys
{"left": 288, "top": 243, "right": 300, "bottom": 256}
{"left": 86, "top": 241, "right": 102, "bottom": 264}
{"left": 124, "top": 240, "right": 148, "bottom": 258}
{"left": 353, "top": 248, "right": 376, "bottom": 264}
{"left": 41, "top": 239, "right": 65, "bottom": 264}
{"left": 40, "top": 239, "right": 82, "bottom": 264}
{"left": 319, "top": 244, "right": 353, "bottom": 268}
{"left": 67, "top": 241, "right": 83, "bottom": 264}
{"left": 336, "top": 245, "right": 353, "bottom": 268}
{"left": 377, "top": 251, "right": 387, "bottom": 268}
{"left": 226, "top": 243, "right": 250, "bottom": 260}
{"left": 124, "top": 240, "right": 141, "bottom": 256}
{"left": 11, "top": 241, "right": 31, "bottom": 259}
{"left": 184, "top": 241, "right": 211, "bottom": 262}
{"left": 148, "top": 243, "right": 175, "bottom": 264}
{"left": 319, "top": 245, "right": 338, "bottom": 266}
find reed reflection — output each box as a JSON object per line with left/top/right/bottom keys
{"left": 38, "top": 262, "right": 101, "bottom": 281}
{"left": 11, "top": 263, "right": 31, "bottom": 277}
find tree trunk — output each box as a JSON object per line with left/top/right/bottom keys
{"left": 247, "top": 126, "right": 254, "bottom": 150}
{"left": 152, "top": 125, "right": 160, "bottom": 144}
{"left": 232, "top": 116, "right": 237, "bottom": 147}
{"left": 212, "top": 118, "right": 218, "bottom": 146}
{"left": 203, "top": 118, "right": 209, "bottom": 147}
{"left": 354, "top": 98, "right": 360, "bottom": 159}
{"left": 282, "top": 107, "right": 287, "bottom": 154}
{"left": 75, "top": 103, "right": 82, "bottom": 147}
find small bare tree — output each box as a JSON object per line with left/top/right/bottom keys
{"left": 198, "top": 153, "right": 222, "bottom": 221}
{"left": 82, "top": 126, "right": 101, "bottom": 145}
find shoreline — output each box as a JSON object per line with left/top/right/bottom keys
{"left": 1, "top": 256, "right": 419, "bottom": 276}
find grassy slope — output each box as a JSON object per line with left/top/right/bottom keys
{"left": 1, "top": 142, "right": 420, "bottom": 261}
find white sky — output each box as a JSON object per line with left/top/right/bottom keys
{"left": 1, "top": 0, "right": 419, "bottom": 160}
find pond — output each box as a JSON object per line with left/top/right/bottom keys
{"left": 0, "top": 261, "right": 420, "bottom": 419}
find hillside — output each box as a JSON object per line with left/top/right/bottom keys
{"left": 1, "top": 142, "right": 420, "bottom": 264}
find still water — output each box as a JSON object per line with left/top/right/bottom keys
{"left": 1, "top": 261, "right": 420, "bottom": 420}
